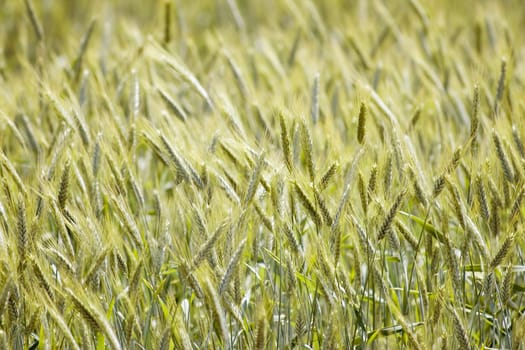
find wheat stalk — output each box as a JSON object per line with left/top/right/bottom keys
{"left": 205, "top": 279, "right": 230, "bottom": 349}
{"left": 23, "top": 0, "right": 44, "bottom": 41}
{"left": 311, "top": 73, "right": 320, "bottom": 124}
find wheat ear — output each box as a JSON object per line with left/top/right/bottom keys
{"left": 357, "top": 101, "right": 367, "bottom": 145}
{"left": 378, "top": 190, "right": 405, "bottom": 241}
{"left": 490, "top": 232, "right": 515, "bottom": 269}
{"left": 219, "top": 238, "right": 246, "bottom": 294}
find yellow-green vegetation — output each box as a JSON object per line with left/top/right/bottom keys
{"left": 1, "top": 0, "right": 525, "bottom": 348}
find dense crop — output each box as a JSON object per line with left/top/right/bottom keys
{"left": 1, "top": 0, "right": 525, "bottom": 349}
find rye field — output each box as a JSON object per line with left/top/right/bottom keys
{"left": 0, "top": 0, "right": 525, "bottom": 349}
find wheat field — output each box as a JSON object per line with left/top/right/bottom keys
{"left": 0, "top": 0, "right": 525, "bottom": 349}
